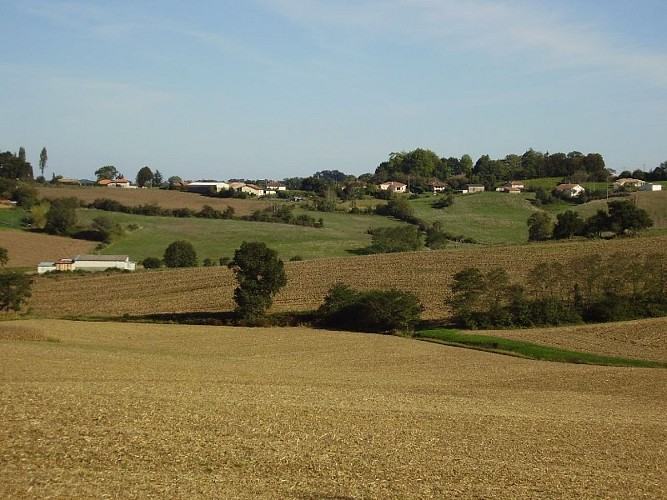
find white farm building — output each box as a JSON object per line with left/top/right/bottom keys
{"left": 37, "top": 255, "right": 136, "bottom": 274}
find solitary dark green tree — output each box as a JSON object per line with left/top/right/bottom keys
{"left": 228, "top": 241, "right": 287, "bottom": 323}
{"left": 527, "top": 212, "right": 553, "bottom": 241}
{"left": 136, "top": 166, "right": 154, "bottom": 188}
{"left": 45, "top": 197, "right": 79, "bottom": 236}
{"left": 163, "top": 240, "right": 198, "bottom": 268}
{"left": 0, "top": 271, "right": 32, "bottom": 313}
{"left": 18, "top": 147, "right": 26, "bottom": 162}
{"left": 39, "top": 147, "right": 48, "bottom": 177}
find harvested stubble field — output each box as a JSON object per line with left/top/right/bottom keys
{"left": 37, "top": 185, "right": 271, "bottom": 217}
{"left": 485, "top": 317, "right": 667, "bottom": 362}
{"left": 28, "top": 234, "right": 667, "bottom": 322}
{"left": 0, "top": 320, "right": 665, "bottom": 499}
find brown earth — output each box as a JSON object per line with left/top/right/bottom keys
{"left": 37, "top": 185, "right": 272, "bottom": 217}
{"left": 28, "top": 234, "right": 667, "bottom": 321}
{"left": 0, "top": 320, "right": 665, "bottom": 499}
{"left": 0, "top": 231, "right": 96, "bottom": 267}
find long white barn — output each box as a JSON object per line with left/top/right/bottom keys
{"left": 38, "top": 255, "right": 136, "bottom": 274}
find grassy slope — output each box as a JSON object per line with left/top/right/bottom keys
{"left": 77, "top": 208, "right": 405, "bottom": 262}
{"left": 410, "top": 192, "right": 537, "bottom": 244}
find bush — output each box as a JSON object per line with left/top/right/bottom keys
{"left": 163, "top": 240, "right": 198, "bottom": 268}
{"left": 142, "top": 257, "right": 162, "bottom": 269}
{"left": 318, "top": 285, "right": 423, "bottom": 334}
{"left": 365, "top": 225, "right": 422, "bottom": 253}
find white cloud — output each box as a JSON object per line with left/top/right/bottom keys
{"left": 259, "top": 0, "right": 667, "bottom": 86}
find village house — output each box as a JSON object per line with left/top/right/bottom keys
{"left": 265, "top": 181, "right": 287, "bottom": 195}
{"left": 461, "top": 184, "right": 485, "bottom": 194}
{"left": 241, "top": 184, "right": 265, "bottom": 196}
{"left": 378, "top": 181, "right": 408, "bottom": 193}
{"left": 99, "top": 178, "right": 135, "bottom": 189}
{"left": 555, "top": 183, "right": 586, "bottom": 198}
{"left": 37, "top": 255, "right": 136, "bottom": 274}
{"left": 614, "top": 178, "right": 646, "bottom": 189}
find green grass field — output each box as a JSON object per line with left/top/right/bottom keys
{"left": 77, "top": 208, "right": 406, "bottom": 262}
{"left": 416, "top": 329, "right": 666, "bottom": 368}
{"left": 409, "top": 192, "right": 536, "bottom": 244}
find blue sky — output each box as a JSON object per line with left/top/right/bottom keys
{"left": 1, "top": 0, "right": 666, "bottom": 181}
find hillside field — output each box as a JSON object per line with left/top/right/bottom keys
{"left": 36, "top": 185, "right": 271, "bottom": 217}
{"left": 28, "top": 234, "right": 667, "bottom": 321}
{"left": 1, "top": 319, "right": 665, "bottom": 499}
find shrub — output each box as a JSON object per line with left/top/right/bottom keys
{"left": 163, "top": 240, "right": 198, "bottom": 268}
{"left": 142, "top": 257, "right": 162, "bottom": 269}
{"left": 366, "top": 225, "right": 422, "bottom": 253}
{"left": 318, "top": 285, "right": 423, "bottom": 334}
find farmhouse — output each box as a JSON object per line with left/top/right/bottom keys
{"left": 99, "top": 178, "right": 136, "bottom": 189}
{"left": 614, "top": 178, "right": 646, "bottom": 189}
{"left": 265, "top": 181, "right": 287, "bottom": 194}
{"left": 37, "top": 255, "right": 136, "bottom": 274}
{"left": 555, "top": 183, "right": 585, "bottom": 198}
{"left": 379, "top": 181, "right": 408, "bottom": 193}
{"left": 639, "top": 183, "right": 662, "bottom": 192}
{"left": 186, "top": 181, "right": 230, "bottom": 193}
{"left": 461, "top": 184, "right": 485, "bottom": 194}
{"left": 241, "top": 184, "right": 265, "bottom": 196}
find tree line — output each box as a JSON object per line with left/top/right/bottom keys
{"left": 527, "top": 199, "right": 654, "bottom": 241}
{"left": 448, "top": 253, "right": 667, "bottom": 329}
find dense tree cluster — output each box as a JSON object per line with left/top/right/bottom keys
{"left": 448, "top": 253, "right": 667, "bottom": 329}
{"left": 318, "top": 284, "right": 423, "bottom": 333}
{"left": 0, "top": 150, "right": 34, "bottom": 180}
{"left": 371, "top": 148, "right": 608, "bottom": 190}
{"left": 528, "top": 200, "right": 653, "bottom": 241}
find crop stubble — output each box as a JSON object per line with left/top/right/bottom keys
{"left": 29, "top": 234, "right": 667, "bottom": 323}
{"left": 0, "top": 320, "right": 665, "bottom": 499}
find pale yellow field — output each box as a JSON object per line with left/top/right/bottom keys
{"left": 0, "top": 231, "right": 96, "bottom": 267}
{"left": 28, "top": 234, "right": 667, "bottom": 321}
{"left": 37, "top": 185, "right": 271, "bottom": 217}
{"left": 1, "top": 320, "right": 665, "bottom": 499}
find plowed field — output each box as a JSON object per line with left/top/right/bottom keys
{"left": 0, "top": 231, "right": 96, "bottom": 267}
{"left": 28, "top": 234, "right": 667, "bottom": 321}
{"left": 37, "top": 185, "right": 271, "bottom": 216}
{"left": 0, "top": 320, "right": 665, "bottom": 499}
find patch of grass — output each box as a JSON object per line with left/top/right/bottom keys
{"left": 0, "top": 208, "right": 27, "bottom": 230}
{"left": 415, "top": 328, "right": 666, "bottom": 368}
{"left": 409, "top": 192, "right": 536, "bottom": 244}
{"left": 76, "top": 208, "right": 406, "bottom": 262}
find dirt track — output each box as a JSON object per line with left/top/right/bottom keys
{"left": 1, "top": 320, "right": 665, "bottom": 498}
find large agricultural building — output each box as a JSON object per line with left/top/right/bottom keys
{"left": 37, "top": 255, "right": 136, "bottom": 274}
